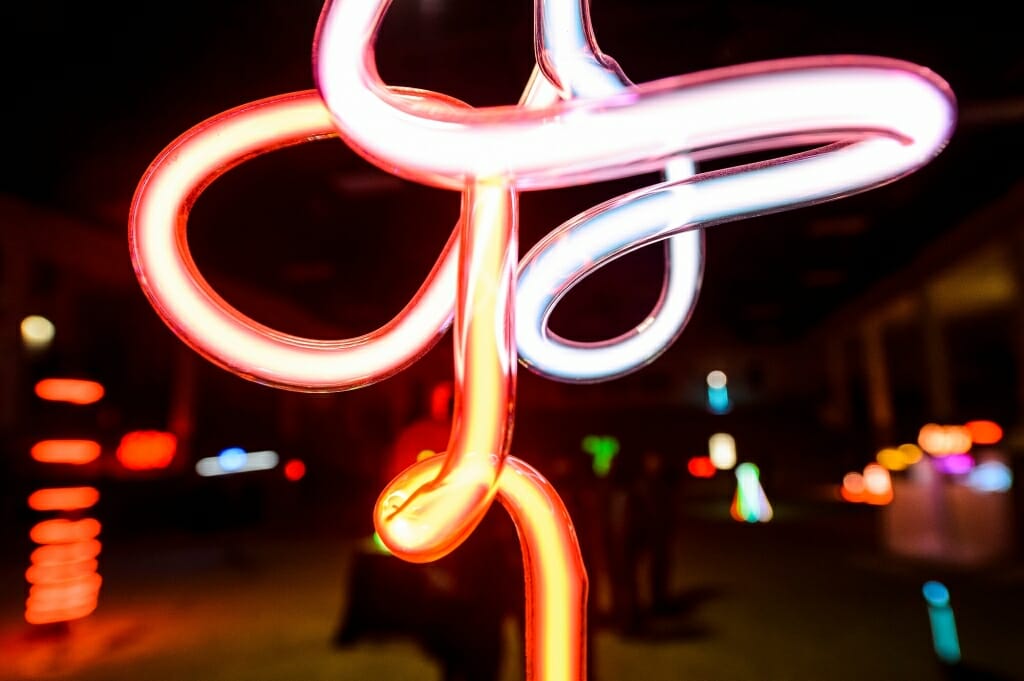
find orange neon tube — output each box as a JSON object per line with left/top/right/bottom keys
{"left": 383, "top": 454, "right": 587, "bottom": 681}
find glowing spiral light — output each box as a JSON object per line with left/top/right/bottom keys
{"left": 128, "top": 0, "right": 955, "bottom": 677}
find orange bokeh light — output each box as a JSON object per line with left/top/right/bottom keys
{"left": 30, "top": 439, "right": 101, "bottom": 465}
{"left": 918, "top": 423, "right": 972, "bottom": 456}
{"left": 31, "top": 540, "right": 102, "bottom": 566}
{"left": 28, "top": 487, "right": 100, "bottom": 512}
{"left": 116, "top": 430, "right": 177, "bottom": 470}
{"left": 283, "top": 458, "right": 306, "bottom": 481}
{"left": 964, "top": 420, "right": 1003, "bottom": 446}
{"left": 30, "top": 519, "right": 102, "bottom": 545}
{"left": 25, "top": 559, "right": 99, "bottom": 585}
{"left": 34, "top": 378, "right": 105, "bottom": 405}
{"left": 24, "top": 598, "right": 99, "bottom": 625}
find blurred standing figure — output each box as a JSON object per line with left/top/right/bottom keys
{"left": 384, "top": 380, "right": 454, "bottom": 486}
{"left": 334, "top": 380, "right": 517, "bottom": 681}
{"left": 608, "top": 448, "right": 675, "bottom": 634}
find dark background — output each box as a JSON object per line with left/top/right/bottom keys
{"left": 1, "top": 2, "right": 1023, "bottom": 679}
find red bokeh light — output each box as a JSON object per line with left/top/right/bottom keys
{"left": 964, "top": 420, "right": 1003, "bottom": 446}
{"left": 687, "top": 456, "right": 716, "bottom": 478}
{"left": 116, "top": 430, "right": 177, "bottom": 470}
{"left": 284, "top": 458, "right": 306, "bottom": 481}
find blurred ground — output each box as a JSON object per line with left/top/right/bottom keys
{"left": 1, "top": 493, "right": 1022, "bottom": 681}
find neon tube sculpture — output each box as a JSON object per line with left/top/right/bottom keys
{"left": 129, "top": 0, "right": 955, "bottom": 678}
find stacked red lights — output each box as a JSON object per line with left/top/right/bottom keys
{"left": 25, "top": 379, "right": 104, "bottom": 625}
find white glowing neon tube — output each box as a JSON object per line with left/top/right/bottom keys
{"left": 316, "top": 2, "right": 953, "bottom": 192}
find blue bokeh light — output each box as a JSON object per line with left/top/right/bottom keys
{"left": 218, "top": 447, "right": 248, "bottom": 472}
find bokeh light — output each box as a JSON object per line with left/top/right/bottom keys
{"left": 964, "top": 420, "right": 1002, "bottom": 445}
{"left": 20, "top": 315, "right": 55, "bottom": 350}
{"left": 34, "top": 378, "right": 105, "bottom": 405}
{"left": 706, "top": 370, "right": 727, "bottom": 389}
{"left": 918, "top": 423, "right": 972, "bottom": 456}
{"left": 933, "top": 453, "right": 974, "bottom": 475}
{"left": 581, "top": 435, "right": 619, "bottom": 477}
{"left": 922, "top": 581, "right": 961, "bottom": 664}
{"left": 284, "top": 458, "right": 307, "bottom": 481}
{"left": 965, "top": 460, "right": 1012, "bottom": 493}
{"left": 841, "top": 471, "right": 865, "bottom": 502}
{"left": 218, "top": 447, "right": 248, "bottom": 472}
{"left": 31, "top": 439, "right": 102, "bottom": 465}
{"left": 687, "top": 456, "right": 716, "bottom": 478}
{"left": 28, "top": 487, "right": 100, "bottom": 512}
{"left": 708, "top": 432, "right": 737, "bottom": 470}
{"left": 731, "top": 462, "right": 772, "bottom": 522}
{"left": 197, "top": 449, "right": 280, "bottom": 477}
{"left": 116, "top": 430, "right": 177, "bottom": 470}
{"left": 862, "top": 463, "right": 893, "bottom": 505}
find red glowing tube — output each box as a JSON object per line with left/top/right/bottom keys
{"left": 129, "top": 90, "right": 460, "bottom": 392}
{"left": 27, "top": 487, "right": 100, "bottom": 512}
{"left": 389, "top": 454, "right": 587, "bottom": 681}
{"left": 376, "top": 180, "right": 517, "bottom": 561}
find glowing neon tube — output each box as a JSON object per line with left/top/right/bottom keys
{"left": 387, "top": 454, "right": 587, "bottom": 681}
{"left": 130, "top": 90, "right": 460, "bottom": 392}
{"left": 316, "top": 2, "right": 953, "bottom": 190}
{"left": 128, "top": 0, "right": 957, "bottom": 678}
{"left": 517, "top": 0, "right": 703, "bottom": 383}
{"left": 376, "top": 179, "right": 516, "bottom": 562}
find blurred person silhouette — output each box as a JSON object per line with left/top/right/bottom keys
{"left": 606, "top": 447, "right": 675, "bottom": 635}
{"left": 333, "top": 380, "right": 519, "bottom": 681}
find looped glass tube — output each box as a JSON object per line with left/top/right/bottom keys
{"left": 130, "top": 0, "right": 958, "bottom": 678}
{"left": 518, "top": 0, "right": 704, "bottom": 383}
{"left": 129, "top": 89, "right": 464, "bottom": 392}
{"left": 388, "top": 454, "right": 588, "bottom": 681}
{"left": 375, "top": 178, "right": 517, "bottom": 562}
{"left": 315, "top": 2, "right": 955, "bottom": 193}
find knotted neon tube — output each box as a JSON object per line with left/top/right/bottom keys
{"left": 129, "top": 0, "right": 956, "bottom": 678}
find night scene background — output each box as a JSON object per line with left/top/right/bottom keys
{"left": 2, "top": 0, "right": 1024, "bottom": 679}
